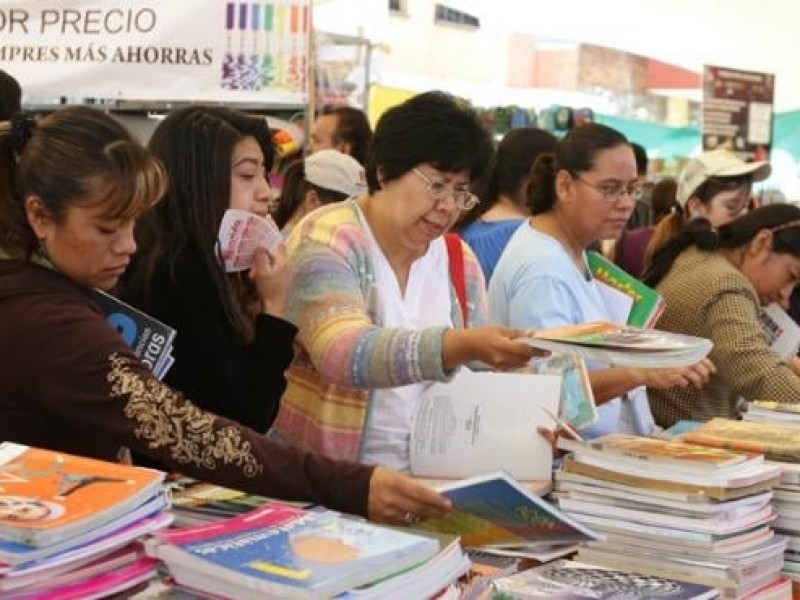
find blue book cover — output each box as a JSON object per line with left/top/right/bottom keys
{"left": 420, "top": 471, "right": 600, "bottom": 548}
{"left": 153, "top": 504, "right": 439, "bottom": 598}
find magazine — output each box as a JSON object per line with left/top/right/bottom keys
{"left": 522, "top": 321, "right": 713, "bottom": 368}
{"left": 216, "top": 208, "right": 283, "bottom": 273}
{"left": 417, "top": 471, "right": 599, "bottom": 549}
{"left": 148, "top": 503, "right": 441, "bottom": 599}
{"left": 409, "top": 369, "right": 561, "bottom": 480}
{"left": 91, "top": 289, "right": 176, "bottom": 380}
{"left": 586, "top": 251, "right": 666, "bottom": 329}
{"left": 0, "top": 442, "right": 165, "bottom": 547}
{"left": 758, "top": 302, "right": 800, "bottom": 360}
{"left": 490, "top": 559, "right": 719, "bottom": 599}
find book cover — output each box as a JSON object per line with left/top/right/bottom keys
{"left": 91, "top": 289, "right": 176, "bottom": 379}
{"left": 150, "top": 503, "right": 439, "bottom": 599}
{"left": 684, "top": 417, "right": 800, "bottom": 463}
{"left": 0, "top": 442, "right": 165, "bottom": 547}
{"left": 491, "top": 559, "right": 718, "bottom": 599}
{"left": 418, "top": 471, "right": 599, "bottom": 548}
{"left": 558, "top": 433, "right": 756, "bottom": 473}
{"left": 587, "top": 251, "right": 666, "bottom": 329}
{"left": 759, "top": 303, "right": 800, "bottom": 360}
{"left": 409, "top": 369, "right": 561, "bottom": 480}
{"left": 217, "top": 208, "right": 282, "bottom": 273}
{"left": 527, "top": 354, "right": 597, "bottom": 430}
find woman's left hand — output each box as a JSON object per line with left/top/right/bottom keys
{"left": 249, "top": 244, "right": 290, "bottom": 318}
{"left": 634, "top": 358, "right": 716, "bottom": 389}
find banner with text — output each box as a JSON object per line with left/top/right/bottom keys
{"left": 0, "top": 1, "right": 310, "bottom": 104}
{"left": 702, "top": 65, "right": 774, "bottom": 161}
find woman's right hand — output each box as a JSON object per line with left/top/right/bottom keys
{"left": 249, "top": 244, "right": 290, "bottom": 318}
{"left": 442, "top": 326, "right": 544, "bottom": 371}
{"left": 367, "top": 466, "right": 452, "bottom": 526}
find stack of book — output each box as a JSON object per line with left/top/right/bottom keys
{"left": 145, "top": 502, "right": 469, "bottom": 599}
{"left": 0, "top": 442, "right": 171, "bottom": 598}
{"left": 684, "top": 417, "right": 800, "bottom": 594}
{"left": 164, "top": 475, "right": 312, "bottom": 527}
{"left": 554, "top": 434, "right": 790, "bottom": 599}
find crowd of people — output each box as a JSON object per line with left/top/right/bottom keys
{"left": 1, "top": 66, "right": 799, "bottom": 529}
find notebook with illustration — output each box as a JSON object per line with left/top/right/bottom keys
{"left": 0, "top": 442, "right": 165, "bottom": 547}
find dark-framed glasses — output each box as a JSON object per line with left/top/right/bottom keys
{"left": 412, "top": 168, "right": 480, "bottom": 211}
{"left": 570, "top": 172, "right": 644, "bottom": 202}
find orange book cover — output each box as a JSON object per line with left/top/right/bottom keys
{"left": 684, "top": 418, "right": 800, "bottom": 463}
{"left": 0, "top": 442, "right": 164, "bottom": 546}
{"left": 565, "top": 434, "right": 754, "bottom": 469}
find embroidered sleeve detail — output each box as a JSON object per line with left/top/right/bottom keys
{"left": 107, "top": 354, "right": 263, "bottom": 478}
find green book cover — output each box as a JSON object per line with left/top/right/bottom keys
{"left": 586, "top": 251, "right": 665, "bottom": 328}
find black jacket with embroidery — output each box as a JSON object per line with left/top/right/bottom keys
{"left": 0, "top": 260, "right": 372, "bottom": 516}
{"left": 121, "top": 249, "right": 296, "bottom": 434}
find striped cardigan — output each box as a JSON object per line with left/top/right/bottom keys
{"left": 269, "top": 200, "right": 487, "bottom": 461}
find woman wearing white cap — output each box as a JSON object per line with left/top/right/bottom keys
{"left": 274, "top": 149, "right": 367, "bottom": 237}
{"left": 643, "top": 149, "right": 771, "bottom": 270}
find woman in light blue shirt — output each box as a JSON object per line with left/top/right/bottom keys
{"left": 489, "top": 124, "right": 714, "bottom": 438}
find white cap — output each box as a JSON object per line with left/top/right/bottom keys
{"left": 304, "top": 149, "right": 367, "bottom": 197}
{"left": 677, "top": 149, "right": 771, "bottom": 208}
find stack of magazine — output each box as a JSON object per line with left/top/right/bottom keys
{"left": 683, "top": 417, "right": 800, "bottom": 590}
{"left": 0, "top": 442, "right": 171, "bottom": 598}
{"left": 524, "top": 321, "right": 713, "bottom": 369}
{"left": 553, "top": 434, "right": 790, "bottom": 599}
{"left": 145, "top": 503, "right": 469, "bottom": 599}
{"left": 92, "top": 289, "right": 176, "bottom": 380}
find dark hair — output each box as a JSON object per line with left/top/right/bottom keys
{"left": 323, "top": 106, "right": 372, "bottom": 165}
{"left": 0, "top": 106, "right": 165, "bottom": 259}
{"left": 526, "top": 123, "right": 630, "bottom": 215}
{"left": 631, "top": 142, "right": 648, "bottom": 176}
{"left": 124, "top": 106, "right": 274, "bottom": 342}
{"left": 650, "top": 178, "right": 679, "bottom": 225}
{"left": 365, "top": 91, "right": 493, "bottom": 194}
{"left": 458, "top": 128, "right": 556, "bottom": 228}
{"left": 0, "top": 69, "right": 21, "bottom": 121}
{"left": 643, "top": 203, "right": 800, "bottom": 287}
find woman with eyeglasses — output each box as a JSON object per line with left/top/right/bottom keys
{"left": 644, "top": 204, "right": 800, "bottom": 427}
{"left": 269, "top": 91, "right": 540, "bottom": 470}
{"left": 488, "top": 123, "right": 714, "bottom": 439}
{"left": 643, "top": 149, "right": 771, "bottom": 271}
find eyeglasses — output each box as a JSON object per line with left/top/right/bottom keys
{"left": 412, "top": 168, "right": 480, "bottom": 211}
{"left": 570, "top": 172, "right": 644, "bottom": 202}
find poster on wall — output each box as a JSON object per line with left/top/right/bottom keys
{"left": 702, "top": 65, "right": 774, "bottom": 161}
{"left": 0, "top": 1, "right": 310, "bottom": 105}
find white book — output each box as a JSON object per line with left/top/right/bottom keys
{"left": 409, "top": 369, "right": 560, "bottom": 480}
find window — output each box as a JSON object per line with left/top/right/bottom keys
{"left": 434, "top": 4, "right": 480, "bottom": 27}
{"left": 388, "top": 0, "right": 405, "bottom": 14}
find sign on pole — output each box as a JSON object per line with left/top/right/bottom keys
{"left": 702, "top": 65, "right": 774, "bottom": 161}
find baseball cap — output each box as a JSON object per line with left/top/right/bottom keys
{"left": 304, "top": 149, "right": 367, "bottom": 197}
{"left": 676, "top": 149, "right": 771, "bottom": 208}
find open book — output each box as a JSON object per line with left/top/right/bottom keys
{"left": 522, "top": 321, "right": 712, "bottom": 368}
{"left": 409, "top": 369, "right": 561, "bottom": 480}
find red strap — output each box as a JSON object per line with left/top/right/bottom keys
{"left": 444, "top": 232, "right": 468, "bottom": 326}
